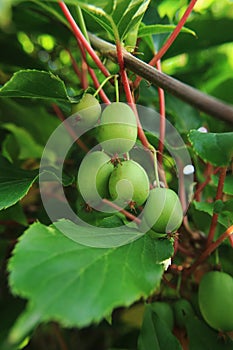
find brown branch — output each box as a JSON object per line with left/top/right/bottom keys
{"left": 88, "top": 33, "right": 233, "bottom": 124}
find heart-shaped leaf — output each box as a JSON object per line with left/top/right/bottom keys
{"left": 8, "top": 222, "right": 173, "bottom": 344}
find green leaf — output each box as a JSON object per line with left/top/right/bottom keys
{"left": 55, "top": 219, "right": 145, "bottom": 248}
{"left": 138, "top": 304, "right": 182, "bottom": 350}
{"left": 193, "top": 201, "right": 233, "bottom": 229}
{"left": 0, "top": 203, "right": 28, "bottom": 226}
{"left": 116, "top": 0, "right": 150, "bottom": 41}
{"left": 211, "top": 174, "right": 233, "bottom": 195}
{"left": 0, "top": 156, "right": 73, "bottom": 210}
{"left": 188, "top": 130, "right": 233, "bottom": 166}
{"left": 0, "top": 70, "right": 71, "bottom": 102}
{"left": 1, "top": 124, "right": 44, "bottom": 160}
{"left": 8, "top": 222, "right": 173, "bottom": 343}
{"left": 0, "top": 156, "right": 39, "bottom": 211}
{"left": 138, "top": 24, "right": 196, "bottom": 38}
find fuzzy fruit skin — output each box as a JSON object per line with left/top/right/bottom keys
{"left": 150, "top": 302, "right": 174, "bottom": 331}
{"left": 77, "top": 151, "right": 114, "bottom": 206}
{"left": 97, "top": 102, "right": 137, "bottom": 155}
{"left": 173, "top": 299, "right": 195, "bottom": 329}
{"left": 72, "top": 93, "right": 101, "bottom": 129}
{"left": 140, "top": 188, "right": 183, "bottom": 234}
{"left": 109, "top": 160, "right": 149, "bottom": 207}
{"left": 198, "top": 271, "right": 233, "bottom": 332}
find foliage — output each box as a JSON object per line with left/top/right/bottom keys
{"left": 0, "top": 0, "right": 233, "bottom": 349}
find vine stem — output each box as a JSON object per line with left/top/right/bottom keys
{"left": 184, "top": 225, "right": 233, "bottom": 277}
{"left": 52, "top": 104, "right": 89, "bottom": 152}
{"left": 156, "top": 60, "right": 166, "bottom": 165}
{"left": 206, "top": 166, "right": 227, "bottom": 246}
{"left": 102, "top": 199, "right": 141, "bottom": 225}
{"left": 134, "top": 0, "right": 198, "bottom": 88}
{"left": 58, "top": 1, "right": 110, "bottom": 77}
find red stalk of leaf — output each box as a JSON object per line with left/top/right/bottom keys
{"left": 115, "top": 40, "right": 150, "bottom": 149}
{"left": 156, "top": 60, "right": 166, "bottom": 165}
{"left": 58, "top": 2, "right": 110, "bottom": 78}
{"left": 206, "top": 166, "right": 227, "bottom": 246}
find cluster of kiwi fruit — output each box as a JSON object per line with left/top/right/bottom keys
{"left": 72, "top": 93, "right": 183, "bottom": 235}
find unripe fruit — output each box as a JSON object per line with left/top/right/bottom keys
{"left": 72, "top": 93, "right": 101, "bottom": 129}
{"left": 173, "top": 299, "right": 195, "bottom": 329}
{"left": 140, "top": 188, "right": 183, "bottom": 234}
{"left": 150, "top": 302, "right": 174, "bottom": 331}
{"left": 77, "top": 151, "right": 114, "bottom": 206}
{"left": 198, "top": 271, "right": 233, "bottom": 332}
{"left": 97, "top": 102, "right": 137, "bottom": 155}
{"left": 109, "top": 160, "right": 150, "bottom": 207}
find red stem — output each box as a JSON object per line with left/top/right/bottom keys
{"left": 58, "top": 1, "right": 110, "bottom": 78}
{"left": 184, "top": 225, "right": 233, "bottom": 277}
{"left": 102, "top": 199, "right": 141, "bottom": 225}
{"left": 115, "top": 40, "right": 150, "bottom": 149}
{"left": 67, "top": 49, "right": 82, "bottom": 80}
{"left": 206, "top": 167, "right": 227, "bottom": 246}
{"left": 134, "top": 0, "right": 198, "bottom": 88}
{"left": 156, "top": 60, "right": 166, "bottom": 165}
{"left": 194, "top": 165, "right": 220, "bottom": 201}
{"left": 52, "top": 104, "right": 89, "bottom": 153}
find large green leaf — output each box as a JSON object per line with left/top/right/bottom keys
{"left": 188, "top": 130, "right": 233, "bottom": 166}
{"left": 0, "top": 70, "right": 71, "bottom": 102}
{"left": 7, "top": 222, "right": 173, "bottom": 344}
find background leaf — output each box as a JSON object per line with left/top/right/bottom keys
{"left": 138, "top": 304, "right": 182, "bottom": 350}
{"left": 188, "top": 130, "right": 233, "bottom": 166}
